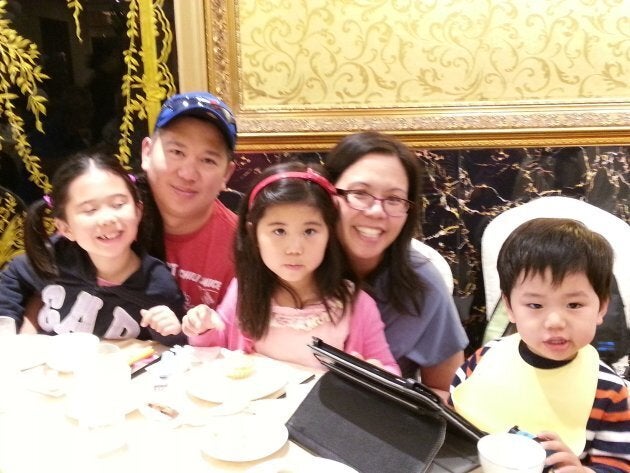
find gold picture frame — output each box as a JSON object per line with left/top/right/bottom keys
{"left": 176, "top": 1, "right": 630, "bottom": 152}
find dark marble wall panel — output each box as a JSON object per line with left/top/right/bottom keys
{"left": 229, "top": 145, "right": 629, "bottom": 352}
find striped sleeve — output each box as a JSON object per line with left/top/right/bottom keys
{"left": 583, "top": 362, "right": 630, "bottom": 473}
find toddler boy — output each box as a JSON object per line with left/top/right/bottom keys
{"left": 450, "top": 218, "right": 629, "bottom": 473}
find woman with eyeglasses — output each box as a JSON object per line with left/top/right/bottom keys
{"left": 325, "top": 132, "right": 468, "bottom": 396}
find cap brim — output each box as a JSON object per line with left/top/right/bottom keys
{"left": 155, "top": 107, "right": 236, "bottom": 150}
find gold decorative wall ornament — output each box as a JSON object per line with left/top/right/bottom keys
{"left": 0, "top": 0, "right": 50, "bottom": 193}
{"left": 66, "top": 0, "right": 84, "bottom": 42}
{"left": 61, "top": 0, "right": 175, "bottom": 167}
{"left": 0, "top": 0, "right": 176, "bottom": 186}
{"left": 118, "top": 0, "right": 176, "bottom": 167}
{"left": 0, "top": 188, "right": 25, "bottom": 269}
{"left": 0, "top": 0, "right": 176, "bottom": 267}
{"left": 190, "top": 0, "right": 630, "bottom": 150}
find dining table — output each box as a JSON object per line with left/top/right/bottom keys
{"left": 0, "top": 335, "right": 331, "bottom": 473}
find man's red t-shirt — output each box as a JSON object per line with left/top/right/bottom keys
{"left": 164, "top": 201, "right": 237, "bottom": 310}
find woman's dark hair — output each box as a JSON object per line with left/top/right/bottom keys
{"left": 325, "top": 131, "right": 423, "bottom": 314}
{"left": 498, "top": 218, "right": 613, "bottom": 305}
{"left": 24, "top": 149, "right": 142, "bottom": 279}
{"left": 235, "top": 161, "right": 355, "bottom": 339}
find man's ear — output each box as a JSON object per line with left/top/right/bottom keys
{"left": 503, "top": 294, "right": 516, "bottom": 323}
{"left": 223, "top": 161, "right": 236, "bottom": 187}
{"left": 596, "top": 298, "right": 609, "bottom": 326}
{"left": 54, "top": 218, "right": 74, "bottom": 241}
{"left": 140, "top": 136, "right": 153, "bottom": 172}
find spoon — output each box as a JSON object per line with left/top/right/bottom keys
{"left": 147, "top": 398, "right": 250, "bottom": 428}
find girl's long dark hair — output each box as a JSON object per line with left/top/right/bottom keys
{"left": 24, "top": 149, "right": 142, "bottom": 280}
{"left": 235, "top": 161, "right": 355, "bottom": 339}
{"left": 325, "top": 131, "right": 424, "bottom": 314}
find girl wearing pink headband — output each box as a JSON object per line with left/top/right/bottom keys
{"left": 182, "top": 161, "right": 399, "bottom": 374}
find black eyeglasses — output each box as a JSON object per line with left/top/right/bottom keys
{"left": 336, "top": 189, "right": 413, "bottom": 217}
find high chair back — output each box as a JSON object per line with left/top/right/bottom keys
{"left": 481, "top": 196, "right": 630, "bottom": 327}
{"left": 411, "top": 238, "right": 454, "bottom": 295}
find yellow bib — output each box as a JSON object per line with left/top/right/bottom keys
{"left": 452, "top": 334, "right": 599, "bottom": 455}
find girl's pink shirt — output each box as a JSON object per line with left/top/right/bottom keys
{"left": 188, "top": 278, "right": 400, "bottom": 375}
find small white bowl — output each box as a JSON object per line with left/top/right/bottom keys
{"left": 47, "top": 332, "right": 99, "bottom": 373}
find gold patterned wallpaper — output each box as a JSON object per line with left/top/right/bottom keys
{"left": 236, "top": 0, "right": 630, "bottom": 109}
{"left": 191, "top": 0, "right": 630, "bottom": 149}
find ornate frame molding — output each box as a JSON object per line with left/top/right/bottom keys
{"left": 175, "top": 2, "right": 630, "bottom": 151}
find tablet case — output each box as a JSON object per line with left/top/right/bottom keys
{"left": 286, "top": 338, "right": 485, "bottom": 473}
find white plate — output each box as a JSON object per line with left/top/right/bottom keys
{"left": 187, "top": 357, "right": 288, "bottom": 403}
{"left": 247, "top": 457, "right": 359, "bottom": 473}
{"left": 201, "top": 415, "right": 288, "bottom": 462}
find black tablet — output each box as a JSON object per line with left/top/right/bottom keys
{"left": 309, "top": 336, "right": 485, "bottom": 440}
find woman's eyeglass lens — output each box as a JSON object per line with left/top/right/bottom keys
{"left": 336, "top": 189, "right": 412, "bottom": 217}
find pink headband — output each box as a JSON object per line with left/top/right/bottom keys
{"left": 248, "top": 168, "right": 337, "bottom": 209}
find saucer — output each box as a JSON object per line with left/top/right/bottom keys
{"left": 247, "top": 457, "right": 359, "bottom": 472}
{"left": 200, "top": 415, "right": 288, "bottom": 462}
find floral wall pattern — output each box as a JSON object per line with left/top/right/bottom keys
{"left": 196, "top": 0, "right": 630, "bottom": 154}
{"left": 237, "top": 0, "right": 630, "bottom": 108}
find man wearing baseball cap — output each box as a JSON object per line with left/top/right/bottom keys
{"left": 141, "top": 91, "right": 238, "bottom": 311}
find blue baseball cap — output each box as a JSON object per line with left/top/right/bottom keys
{"left": 155, "top": 92, "right": 238, "bottom": 150}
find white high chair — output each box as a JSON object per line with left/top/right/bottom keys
{"left": 411, "top": 238, "right": 454, "bottom": 295}
{"left": 481, "top": 196, "right": 630, "bottom": 326}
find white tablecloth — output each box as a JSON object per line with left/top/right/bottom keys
{"left": 0, "top": 337, "right": 322, "bottom": 473}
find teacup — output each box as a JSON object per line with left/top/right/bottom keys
{"left": 477, "top": 432, "right": 546, "bottom": 473}
{"left": 70, "top": 346, "right": 132, "bottom": 456}
{"left": 47, "top": 332, "right": 100, "bottom": 373}
{"left": 0, "top": 317, "right": 17, "bottom": 336}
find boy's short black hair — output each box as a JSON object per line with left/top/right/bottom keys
{"left": 497, "top": 217, "right": 613, "bottom": 304}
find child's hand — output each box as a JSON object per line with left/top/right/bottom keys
{"left": 140, "top": 306, "right": 182, "bottom": 336}
{"left": 536, "top": 431, "right": 589, "bottom": 473}
{"left": 182, "top": 305, "right": 225, "bottom": 337}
